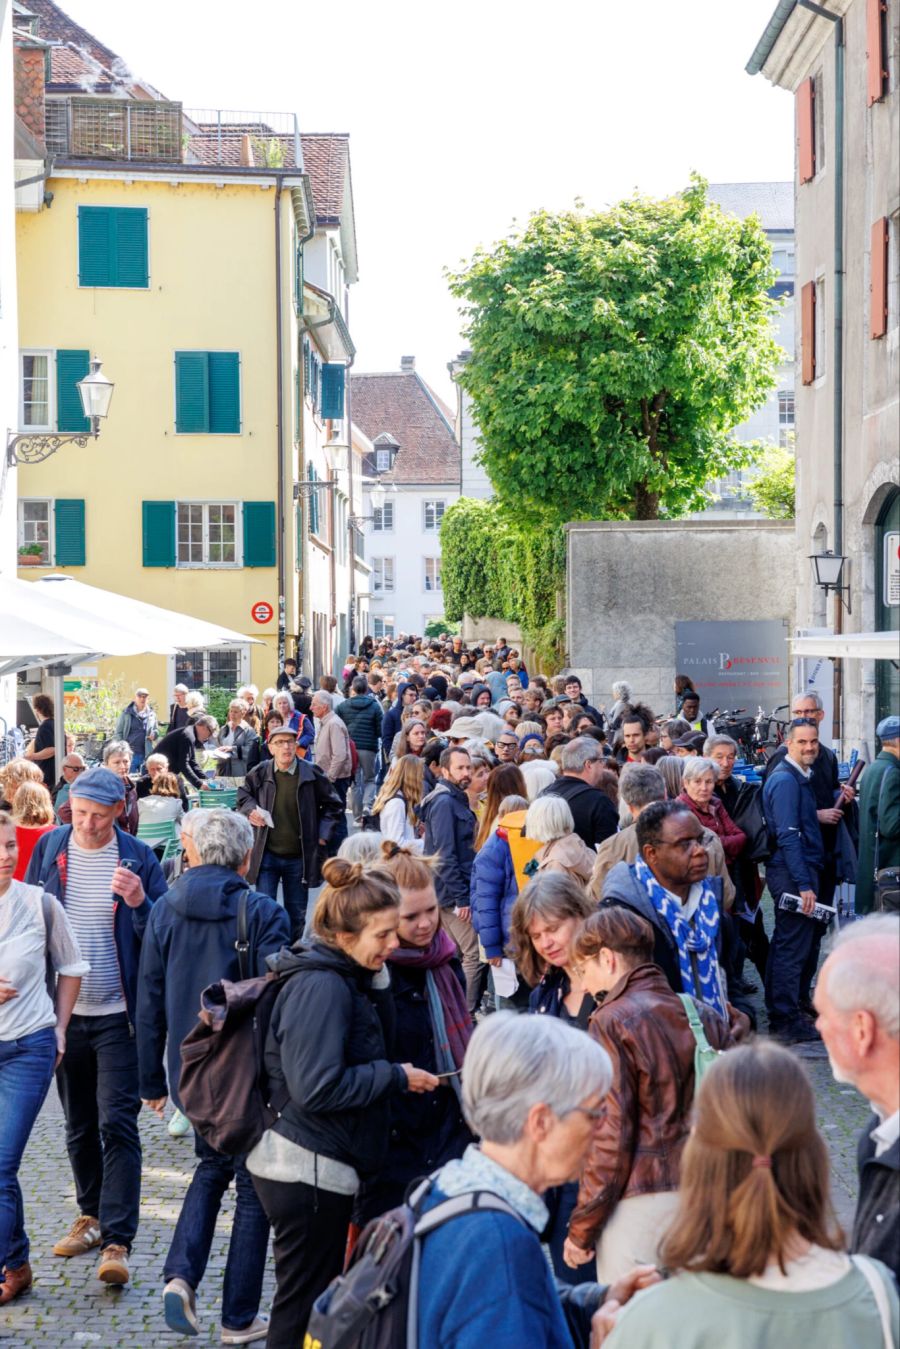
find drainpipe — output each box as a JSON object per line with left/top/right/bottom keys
{"left": 274, "top": 179, "right": 286, "bottom": 668}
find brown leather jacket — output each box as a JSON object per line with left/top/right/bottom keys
{"left": 568, "top": 962, "right": 734, "bottom": 1250}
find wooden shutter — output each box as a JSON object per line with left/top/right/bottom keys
{"left": 142, "top": 500, "right": 176, "bottom": 566}
{"left": 78, "top": 206, "right": 112, "bottom": 286}
{"left": 175, "top": 352, "right": 210, "bottom": 432}
{"left": 871, "top": 217, "right": 889, "bottom": 339}
{"left": 208, "top": 352, "right": 240, "bottom": 433}
{"left": 242, "top": 501, "right": 276, "bottom": 567}
{"left": 55, "top": 349, "right": 90, "bottom": 432}
{"left": 320, "top": 364, "right": 345, "bottom": 420}
{"left": 867, "top": 0, "right": 887, "bottom": 105}
{"left": 801, "top": 281, "right": 817, "bottom": 384}
{"left": 111, "top": 207, "right": 149, "bottom": 287}
{"left": 54, "top": 499, "right": 85, "bottom": 566}
{"left": 797, "top": 78, "right": 816, "bottom": 184}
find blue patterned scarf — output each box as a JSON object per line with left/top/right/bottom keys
{"left": 632, "top": 856, "right": 727, "bottom": 1018}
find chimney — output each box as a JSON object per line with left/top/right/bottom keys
{"left": 14, "top": 39, "right": 46, "bottom": 147}
{"left": 400, "top": 356, "right": 415, "bottom": 373}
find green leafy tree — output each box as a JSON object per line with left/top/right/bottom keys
{"left": 447, "top": 177, "right": 782, "bottom": 521}
{"left": 748, "top": 444, "right": 795, "bottom": 519}
{"left": 423, "top": 618, "right": 459, "bottom": 639}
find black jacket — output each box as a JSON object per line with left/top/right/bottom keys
{"left": 336, "top": 693, "right": 383, "bottom": 752}
{"left": 263, "top": 942, "right": 407, "bottom": 1177}
{"left": 421, "top": 781, "right": 476, "bottom": 909}
{"left": 851, "top": 1115, "right": 900, "bottom": 1280}
{"left": 236, "top": 758, "right": 344, "bottom": 886}
{"left": 155, "top": 726, "right": 207, "bottom": 790}
{"left": 136, "top": 865, "right": 289, "bottom": 1108}
{"left": 168, "top": 703, "right": 191, "bottom": 732}
{"left": 538, "top": 776, "right": 618, "bottom": 852}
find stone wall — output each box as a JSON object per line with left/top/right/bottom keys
{"left": 566, "top": 520, "right": 796, "bottom": 714}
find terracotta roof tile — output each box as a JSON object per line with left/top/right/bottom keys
{"left": 27, "top": 0, "right": 121, "bottom": 70}
{"left": 351, "top": 371, "right": 460, "bottom": 485}
{"left": 184, "top": 129, "right": 348, "bottom": 227}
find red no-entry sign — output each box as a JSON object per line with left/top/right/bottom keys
{"left": 251, "top": 601, "right": 274, "bottom": 625}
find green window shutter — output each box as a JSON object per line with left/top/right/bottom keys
{"left": 110, "top": 207, "right": 149, "bottom": 287}
{"left": 175, "top": 352, "right": 209, "bottom": 432}
{"left": 78, "top": 206, "right": 112, "bottom": 286}
{"left": 208, "top": 352, "right": 240, "bottom": 433}
{"left": 307, "top": 467, "right": 319, "bottom": 536}
{"left": 243, "top": 501, "right": 276, "bottom": 567}
{"left": 54, "top": 499, "right": 85, "bottom": 566}
{"left": 142, "top": 500, "right": 176, "bottom": 566}
{"left": 56, "top": 349, "right": 90, "bottom": 432}
{"left": 320, "top": 364, "right": 345, "bottom": 420}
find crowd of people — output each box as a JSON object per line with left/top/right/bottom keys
{"left": 0, "top": 631, "right": 898, "bottom": 1347}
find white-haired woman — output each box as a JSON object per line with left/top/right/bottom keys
{"left": 415, "top": 1012, "right": 655, "bottom": 1347}
{"left": 678, "top": 757, "right": 746, "bottom": 867}
{"left": 527, "top": 797, "right": 597, "bottom": 888}
{"left": 519, "top": 759, "right": 559, "bottom": 801}
{"left": 215, "top": 700, "right": 260, "bottom": 780}
{"left": 606, "top": 682, "right": 633, "bottom": 734}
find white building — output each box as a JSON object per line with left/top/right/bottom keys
{"left": 351, "top": 358, "right": 461, "bottom": 640}
{"left": 702, "top": 182, "right": 795, "bottom": 516}
{"left": 448, "top": 349, "right": 492, "bottom": 499}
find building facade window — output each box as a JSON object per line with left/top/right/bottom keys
{"left": 887, "top": 213, "right": 899, "bottom": 331}
{"left": 372, "top": 616, "right": 395, "bottom": 640}
{"left": 423, "top": 499, "right": 446, "bottom": 532}
{"left": 375, "top": 448, "right": 391, "bottom": 472}
{"left": 815, "top": 276, "right": 827, "bottom": 379}
{"left": 20, "top": 351, "right": 51, "bottom": 429}
{"left": 176, "top": 502, "right": 238, "bottom": 567}
{"left": 173, "top": 645, "right": 249, "bottom": 691}
{"left": 18, "top": 499, "right": 52, "bottom": 564}
{"left": 424, "top": 556, "right": 442, "bottom": 591}
{"left": 373, "top": 500, "right": 394, "bottom": 531}
{"left": 372, "top": 557, "right": 395, "bottom": 593}
{"left": 778, "top": 391, "right": 795, "bottom": 446}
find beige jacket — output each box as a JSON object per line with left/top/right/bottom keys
{"left": 314, "top": 709, "right": 353, "bottom": 781}
{"left": 536, "top": 833, "right": 597, "bottom": 888}
{"left": 588, "top": 821, "right": 736, "bottom": 908}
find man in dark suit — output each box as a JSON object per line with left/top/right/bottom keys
{"left": 154, "top": 715, "right": 218, "bottom": 791}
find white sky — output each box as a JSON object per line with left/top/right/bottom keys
{"left": 68, "top": 0, "right": 793, "bottom": 405}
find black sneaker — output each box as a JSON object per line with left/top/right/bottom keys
{"left": 782, "top": 1021, "right": 822, "bottom": 1045}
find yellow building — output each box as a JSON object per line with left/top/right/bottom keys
{"left": 13, "top": 1, "right": 359, "bottom": 718}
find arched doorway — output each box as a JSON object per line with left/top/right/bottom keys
{"left": 875, "top": 488, "right": 900, "bottom": 725}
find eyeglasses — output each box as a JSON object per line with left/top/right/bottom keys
{"left": 563, "top": 1103, "right": 608, "bottom": 1124}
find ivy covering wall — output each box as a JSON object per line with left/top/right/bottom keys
{"left": 441, "top": 498, "right": 566, "bottom": 668}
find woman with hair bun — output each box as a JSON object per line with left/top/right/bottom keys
{"left": 357, "top": 843, "right": 473, "bottom": 1222}
{"left": 247, "top": 856, "right": 439, "bottom": 1346}
{"left": 603, "top": 1040, "right": 898, "bottom": 1348}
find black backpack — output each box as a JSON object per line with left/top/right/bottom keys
{"left": 304, "top": 1179, "right": 523, "bottom": 1349}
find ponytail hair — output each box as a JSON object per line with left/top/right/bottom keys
{"left": 311, "top": 857, "right": 400, "bottom": 946}
{"left": 660, "top": 1040, "right": 844, "bottom": 1278}
{"left": 378, "top": 840, "right": 440, "bottom": 893}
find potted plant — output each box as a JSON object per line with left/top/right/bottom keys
{"left": 18, "top": 543, "right": 45, "bottom": 566}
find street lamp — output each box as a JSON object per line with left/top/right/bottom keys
{"left": 349, "top": 480, "right": 392, "bottom": 529}
{"left": 809, "top": 549, "right": 851, "bottom": 613}
{"left": 7, "top": 356, "right": 114, "bottom": 466}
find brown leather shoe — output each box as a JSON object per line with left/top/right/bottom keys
{"left": 53, "top": 1214, "right": 101, "bottom": 1257}
{"left": 0, "top": 1262, "right": 33, "bottom": 1305}
{"left": 97, "top": 1244, "right": 129, "bottom": 1285}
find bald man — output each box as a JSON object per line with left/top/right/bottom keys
{"left": 814, "top": 916, "right": 900, "bottom": 1280}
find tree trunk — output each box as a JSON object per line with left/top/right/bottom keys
{"left": 633, "top": 481, "right": 660, "bottom": 519}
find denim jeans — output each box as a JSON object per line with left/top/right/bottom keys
{"left": 55, "top": 1011, "right": 142, "bottom": 1249}
{"left": 351, "top": 750, "right": 377, "bottom": 818}
{"left": 257, "top": 853, "right": 308, "bottom": 943}
{"left": 164, "top": 1133, "right": 269, "bottom": 1331}
{"left": 0, "top": 1026, "right": 56, "bottom": 1270}
{"left": 329, "top": 777, "right": 352, "bottom": 853}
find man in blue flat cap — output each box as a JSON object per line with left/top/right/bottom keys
{"left": 856, "top": 716, "right": 900, "bottom": 915}
{"left": 25, "top": 766, "right": 167, "bottom": 1287}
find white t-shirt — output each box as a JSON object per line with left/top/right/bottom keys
{"left": 0, "top": 880, "right": 89, "bottom": 1040}
{"left": 65, "top": 837, "right": 125, "bottom": 1016}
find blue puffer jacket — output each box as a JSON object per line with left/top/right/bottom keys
{"left": 380, "top": 682, "right": 412, "bottom": 762}
{"left": 470, "top": 830, "right": 518, "bottom": 959}
{"left": 25, "top": 824, "right": 167, "bottom": 1020}
{"left": 763, "top": 759, "right": 825, "bottom": 892}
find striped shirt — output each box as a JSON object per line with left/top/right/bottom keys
{"left": 66, "top": 838, "right": 125, "bottom": 1016}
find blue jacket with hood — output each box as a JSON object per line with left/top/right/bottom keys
{"left": 135, "top": 863, "right": 289, "bottom": 1107}
{"left": 381, "top": 681, "right": 412, "bottom": 761}
{"left": 470, "top": 829, "right": 518, "bottom": 957}
{"left": 25, "top": 824, "right": 167, "bottom": 1021}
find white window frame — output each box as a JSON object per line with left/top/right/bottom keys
{"left": 424, "top": 556, "right": 442, "bottom": 592}
{"left": 167, "top": 644, "right": 251, "bottom": 692}
{"left": 17, "top": 498, "right": 54, "bottom": 565}
{"left": 373, "top": 616, "right": 395, "bottom": 640}
{"left": 423, "top": 499, "right": 446, "bottom": 532}
{"left": 372, "top": 556, "right": 395, "bottom": 593}
{"left": 375, "top": 448, "right": 391, "bottom": 472}
{"left": 373, "top": 500, "right": 394, "bottom": 532}
{"left": 19, "top": 349, "right": 55, "bottom": 432}
{"left": 777, "top": 390, "right": 795, "bottom": 447}
{"left": 175, "top": 500, "right": 242, "bottom": 569}
{"left": 813, "top": 71, "right": 826, "bottom": 177}
{"left": 814, "top": 275, "right": 827, "bottom": 381}
{"left": 888, "top": 212, "right": 900, "bottom": 332}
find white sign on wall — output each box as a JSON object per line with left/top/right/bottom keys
{"left": 884, "top": 532, "right": 900, "bottom": 607}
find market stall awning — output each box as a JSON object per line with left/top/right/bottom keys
{"left": 791, "top": 631, "right": 899, "bottom": 662}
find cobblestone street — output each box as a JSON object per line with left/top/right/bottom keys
{"left": 1, "top": 1036, "right": 872, "bottom": 1349}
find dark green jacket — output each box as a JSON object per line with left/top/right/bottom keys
{"left": 856, "top": 751, "right": 900, "bottom": 913}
